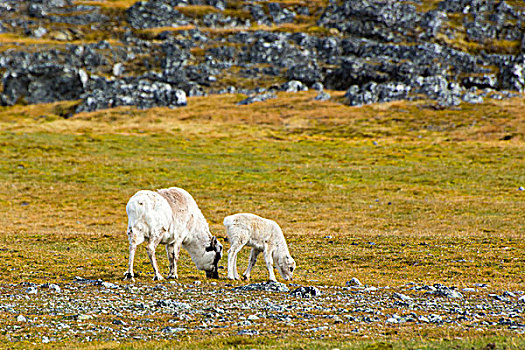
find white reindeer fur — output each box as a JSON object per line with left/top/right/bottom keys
{"left": 124, "top": 187, "right": 222, "bottom": 281}
{"left": 223, "top": 213, "right": 296, "bottom": 282}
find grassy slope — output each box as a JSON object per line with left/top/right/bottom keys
{"left": 0, "top": 92, "right": 524, "bottom": 348}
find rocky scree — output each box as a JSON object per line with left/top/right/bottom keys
{"left": 0, "top": 0, "right": 524, "bottom": 112}
{"left": 2, "top": 278, "right": 523, "bottom": 344}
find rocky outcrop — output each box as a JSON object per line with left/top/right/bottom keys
{"left": 126, "top": 1, "right": 190, "bottom": 29}
{"left": 1, "top": 64, "right": 85, "bottom": 105}
{"left": 0, "top": 0, "right": 524, "bottom": 112}
{"left": 318, "top": 0, "right": 421, "bottom": 42}
{"left": 77, "top": 77, "right": 187, "bottom": 112}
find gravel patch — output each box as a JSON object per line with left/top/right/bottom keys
{"left": 1, "top": 278, "right": 523, "bottom": 344}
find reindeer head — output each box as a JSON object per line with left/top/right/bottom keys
{"left": 204, "top": 236, "right": 223, "bottom": 279}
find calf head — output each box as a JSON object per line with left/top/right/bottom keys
{"left": 276, "top": 254, "right": 296, "bottom": 281}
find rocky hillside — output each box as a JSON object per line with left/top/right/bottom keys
{"left": 0, "top": 0, "right": 524, "bottom": 115}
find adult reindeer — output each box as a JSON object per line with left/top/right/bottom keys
{"left": 124, "top": 187, "right": 222, "bottom": 281}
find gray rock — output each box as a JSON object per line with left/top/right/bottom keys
{"left": 126, "top": 0, "right": 190, "bottom": 30}
{"left": 77, "top": 78, "right": 187, "bottom": 112}
{"left": 161, "top": 326, "right": 186, "bottom": 333}
{"left": 237, "top": 92, "right": 276, "bottom": 105}
{"left": 286, "top": 63, "right": 322, "bottom": 86}
{"left": 318, "top": 0, "right": 420, "bottom": 41}
{"left": 281, "top": 80, "right": 308, "bottom": 93}
{"left": 156, "top": 300, "right": 191, "bottom": 309}
{"left": 393, "top": 292, "right": 412, "bottom": 302}
{"left": 26, "top": 287, "right": 38, "bottom": 294}
{"left": 462, "top": 91, "right": 484, "bottom": 104}
{"left": 314, "top": 91, "right": 331, "bottom": 101}
{"left": 234, "top": 281, "right": 290, "bottom": 293}
{"left": 100, "top": 281, "right": 118, "bottom": 289}
{"left": 500, "top": 55, "right": 525, "bottom": 93}
{"left": 1, "top": 64, "right": 85, "bottom": 106}
{"left": 346, "top": 277, "right": 362, "bottom": 287}
{"left": 345, "top": 81, "right": 411, "bottom": 106}
{"left": 427, "top": 284, "right": 463, "bottom": 299}
{"left": 41, "top": 283, "right": 61, "bottom": 293}
{"left": 312, "top": 82, "right": 324, "bottom": 92}
{"left": 290, "top": 286, "right": 322, "bottom": 298}
{"left": 237, "top": 329, "right": 259, "bottom": 336}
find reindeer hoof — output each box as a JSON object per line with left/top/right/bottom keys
{"left": 123, "top": 272, "right": 134, "bottom": 280}
{"left": 153, "top": 275, "right": 164, "bottom": 281}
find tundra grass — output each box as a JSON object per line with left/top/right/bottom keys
{"left": 0, "top": 93, "right": 524, "bottom": 347}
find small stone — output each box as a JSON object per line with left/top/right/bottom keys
{"left": 312, "top": 82, "right": 324, "bottom": 91}
{"left": 247, "top": 315, "right": 259, "bottom": 321}
{"left": 519, "top": 186, "right": 524, "bottom": 191}
{"left": 101, "top": 281, "right": 118, "bottom": 289}
{"left": 307, "top": 326, "right": 329, "bottom": 332}
{"left": 418, "top": 315, "right": 430, "bottom": 323}
{"left": 112, "top": 319, "right": 126, "bottom": 326}
{"left": 393, "top": 292, "right": 412, "bottom": 301}
{"left": 238, "top": 329, "right": 259, "bottom": 336}
{"left": 77, "top": 314, "right": 93, "bottom": 321}
{"left": 346, "top": 277, "right": 362, "bottom": 287}
{"left": 48, "top": 284, "right": 61, "bottom": 293}
{"left": 290, "top": 286, "right": 321, "bottom": 298}
{"left": 162, "top": 326, "right": 186, "bottom": 333}
{"left": 386, "top": 317, "right": 398, "bottom": 324}
{"left": 503, "top": 291, "right": 516, "bottom": 298}
{"left": 518, "top": 295, "right": 525, "bottom": 303}
{"left": 26, "top": 287, "right": 37, "bottom": 294}
{"left": 112, "top": 63, "right": 124, "bottom": 76}
{"left": 17, "top": 315, "right": 27, "bottom": 322}
{"left": 428, "top": 314, "right": 443, "bottom": 323}
{"left": 314, "top": 91, "right": 331, "bottom": 101}
{"left": 331, "top": 315, "right": 343, "bottom": 323}
{"left": 42, "top": 336, "right": 50, "bottom": 344}
{"left": 462, "top": 288, "right": 476, "bottom": 292}
{"left": 194, "top": 281, "right": 202, "bottom": 286}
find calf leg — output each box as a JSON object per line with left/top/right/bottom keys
{"left": 242, "top": 248, "right": 260, "bottom": 281}
{"left": 263, "top": 248, "right": 277, "bottom": 282}
{"left": 227, "top": 241, "right": 246, "bottom": 280}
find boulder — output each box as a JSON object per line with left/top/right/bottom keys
{"left": 499, "top": 55, "right": 525, "bottom": 93}
{"left": 1, "top": 64, "right": 84, "bottom": 105}
{"left": 286, "top": 62, "right": 322, "bottom": 86}
{"left": 345, "top": 81, "right": 411, "bottom": 106}
{"left": 126, "top": 0, "right": 190, "bottom": 29}
{"left": 76, "top": 77, "right": 187, "bottom": 112}
{"left": 319, "top": 0, "right": 420, "bottom": 41}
